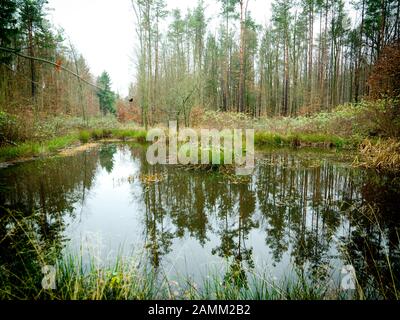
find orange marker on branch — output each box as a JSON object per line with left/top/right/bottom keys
{"left": 55, "top": 58, "right": 62, "bottom": 72}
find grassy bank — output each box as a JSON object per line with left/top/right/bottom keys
{"left": 0, "top": 134, "right": 80, "bottom": 162}
{"left": 195, "top": 99, "right": 399, "bottom": 154}
{"left": 1, "top": 99, "right": 400, "bottom": 171}
{"left": 0, "top": 114, "right": 146, "bottom": 162}
{"left": 77, "top": 128, "right": 147, "bottom": 144}
{"left": 1, "top": 126, "right": 397, "bottom": 173}
{"left": 1, "top": 128, "right": 348, "bottom": 164}
{"left": 1, "top": 116, "right": 353, "bottom": 164}
{"left": 0, "top": 129, "right": 147, "bottom": 163}
{"left": 254, "top": 132, "right": 354, "bottom": 149}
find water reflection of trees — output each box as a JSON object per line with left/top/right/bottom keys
{"left": 0, "top": 150, "right": 99, "bottom": 297}
{"left": 1, "top": 144, "right": 398, "bottom": 297}
{"left": 255, "top": 154, "right": 359, "bottom": 281}
{"left": 134, "top": 147, "right": 400, "bottom": 294}
{"left": 134, "top": 146, "right": 258, "bottom": 285}
{"left": 99, "top": 144, "right": 117, "bottom": 173}
{"left": 340, "top": 174, "right": 400, "bottom": 298}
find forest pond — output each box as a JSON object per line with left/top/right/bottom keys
{"left": 1, "top": 143, "right": 399, "bottom": 296}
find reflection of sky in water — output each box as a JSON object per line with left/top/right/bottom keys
{"left": 2, "top": 142, "right": 398, "bottom": 295}
{"left": 61, "top": 144, "right": 362, "bottom": 284}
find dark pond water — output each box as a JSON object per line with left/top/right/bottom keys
{"left": 1, "top": 143, "right": 399, "bottom": 296}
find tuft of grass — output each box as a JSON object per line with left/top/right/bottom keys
{"left": 55, "top": 254, "right": 163, "bottom": 300}
{"left": 78, "top": 130, "right": 91, "bottom": 144}
{"left": 110, "top": 129, "right": 131, "bottom": 141}
{"left": 254, "top": 132, "right": 284, "bottom": 146}
{"left": 254, "top": 131, "right": 349, "bottom": 149}
{"left": 46, "top": 134, "right": 79, "bottom": 153}
{"left": 0, "top": 142, "right": 41, "bottom": 161}
{"left": 131, "top": 130, "right": 147, "bottom": 143}
{"left": 110, "top": 129, "right": 147, "bottom": 142}
{"left": 90, "top": 129, "right": 105, "bottom": 140}
{"left": 176, "top": 143, "right": 248, "bottom": 172}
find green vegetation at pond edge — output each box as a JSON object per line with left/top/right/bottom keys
{"left": 0, "top": 251, "right": 350, "bottom": 300}
{"left": 78, "top": 128, "right": 147, "bottom": 143}
{"left": 1, "top": 98, "right": 399, "bottom": 169}
{"left": 0, "top": 129, "right": 397, "bottom": 173}
{"left": 0, "top": 128, "right": 350, "bottom": 164}
{"left": 254, "top": 132, "right": 355, "bottom": 149}
{"left": 0, "top": 134, "right": 79, "bottom": 162}
{"left": 78, "top": 129, "right": 147, "bottom": 144}
{"left": 0, "top": 129, "right": 148, "bottom": 162}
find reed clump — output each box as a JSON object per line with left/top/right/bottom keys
{"left": 354, "top": 138, "right": 400, "bottom": 172}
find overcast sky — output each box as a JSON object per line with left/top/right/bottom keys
{"left": 47, "top": 0, "right": 356, "bottom": 97}
{"left": 47, "top": 0, "right": 273, "bottom": 97}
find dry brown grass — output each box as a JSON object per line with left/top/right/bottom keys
{"left": 354, "top": 138, "right": 400, "bottom": 172}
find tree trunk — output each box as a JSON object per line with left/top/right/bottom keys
{"left": 378, "top": 0, "right": 387, "bottom": 57}
{"left": 238, "top": 0, "right": 246, "bottom": 113}
{"left": 28, "top": 21, "right": 36, "bottom": 100}
{"left": 308, "top": 3, "right": 314, "bottom": 106}
{"left": 354, "top": 0, "right": 365, "bottom": 102}
{"left": 283, "top": 29, "right": 289, "bottom": 116}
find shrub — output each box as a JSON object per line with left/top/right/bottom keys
{"left": 368, "top": 42, "right": 400, "bottom": 100}
{"left": 0, "top": 111, "right": 18, "bottom": 146}
{"left": 362, "top": 98, "right": 400, "bottom": 138}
